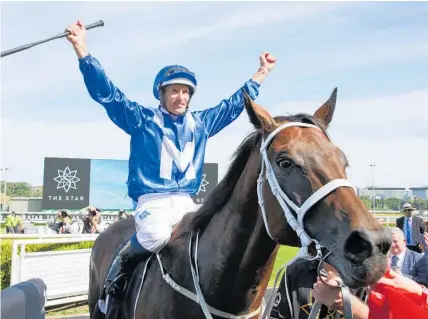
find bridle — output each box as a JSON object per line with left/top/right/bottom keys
{"left": 257, "top": 121, "right": 353, "bottom": 260}
{"left": 257, "top": 121, "right": 355, "bottom": 319}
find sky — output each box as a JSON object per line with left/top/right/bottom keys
{"left": 89, "top": 159, "right": 131, "bottom": 209}
{"left": 1, "top": 1, "right": 428, "bottom": 190}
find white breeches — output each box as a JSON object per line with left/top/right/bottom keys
{"left": 134, "top": 193, "right": 197, "bottom": 253}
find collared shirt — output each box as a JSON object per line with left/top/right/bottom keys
{"left": 390, "top": 249, "right": 406, "bottom": 271}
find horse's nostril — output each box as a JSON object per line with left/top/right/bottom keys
{"left": 344, "top": 230, "right": 373, "bottom": 263}
{"left": 377, "top": 232, "right": 392, "bottom": 255}
{"left": 377, "top": 241, "right": 391, "bottom": 255}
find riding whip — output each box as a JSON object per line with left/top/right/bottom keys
{"left": 1, "top": 20, "right": 104, "bottom": 58}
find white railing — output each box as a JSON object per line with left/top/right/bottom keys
{"left": 10, "top": 236, "right": 98, "bottom": 307}
{"left": 0, "top": 211, "right": 123, "bottom": 225}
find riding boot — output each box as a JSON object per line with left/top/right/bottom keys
{"left": 103, "top": 233, "right": 153, "bottom": 299}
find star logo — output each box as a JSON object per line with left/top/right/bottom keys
{"left": 53, "top": 166, "right": 81, "bottom": 193}
{"left": 196, "top": 173, "right": 209, "bottom": 195}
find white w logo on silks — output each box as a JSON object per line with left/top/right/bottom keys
{"left": 155, "top": 109, "right": 197, "bottom": 181}
{"left": 258, "top": 122, "right": 355, "bottom": 319}
{"left": 160, "top": 136, "right": 196, "bottom": 181}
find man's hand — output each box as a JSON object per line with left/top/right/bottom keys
{"left": 66, "top": 20, "right": 89, "bottom": 58}
{"left": 66, "top": 20, "right": 86, "bottom": 46}
{"left": 259, "top": 52, "right": 277, "bottom": 71}
{"left": 376, "top": 269, "right": 423, "bottom": 296}
{"left": 311, "top": 271, "right": 343, "bottom": 310}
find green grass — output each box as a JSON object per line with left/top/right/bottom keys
{"left": 269, "top": 246, "right": 300, "bottom": 286}
{"left": 46, "top": 302, "right": 89, "bottom": 318}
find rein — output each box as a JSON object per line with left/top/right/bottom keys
{"left": 154, "top": 231, "right": 262, "bottom": 319}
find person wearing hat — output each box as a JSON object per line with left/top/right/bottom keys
{"left": 396, "top": 203, "right": 425, "bottom": 253}
{"left": 66, "top": 20, "right": 276, "bottom": 298}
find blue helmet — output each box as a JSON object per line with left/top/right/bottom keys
{"left": 153, "top": 65, "right": 197, "bottom": 100}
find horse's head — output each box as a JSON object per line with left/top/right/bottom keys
{"left": 244, "top": 88, "right": 391, "bottom": 288}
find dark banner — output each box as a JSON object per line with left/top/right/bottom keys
{"left": 42, "top": 157, "right": 218, "bottom": 210}
{"left": 42, "top": 158, "right": 91, "bottom": 210}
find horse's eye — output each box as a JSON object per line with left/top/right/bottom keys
{"left": 278, "top": 159, "right": 292, "bottom": 170}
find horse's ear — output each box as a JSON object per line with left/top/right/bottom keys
{"left": 243, "top": 91, "right": 275, "bottom": 131}
{"left": 313, "top": 87, "right": 337, "bottom": 127}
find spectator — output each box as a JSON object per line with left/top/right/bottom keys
{"left": 396, "top": 203, "right": 425, "bottom": 253}
{"left": 421, "top": 221, "right": 428, "bottom": 254}
{"left": 93, "top": 207, "right": 106, "bottom": 232}
{"left": 308, "top": 228, "right": 428, "bottom": 319}
{"left": 312, "top": 268, "right": 428, "bottom": 319}
{"left": 368, "top": 268, "right": 428, "bottom": 318}
{"left": 118, "top": 209, "right": 129, "bottom": 220}
{"left": 388, "top": 227, "right": 427, "bottom": 286}
{"left": 269, "top": 258, "right": 367, "bottom": 319}
{"left": 80, "top": 206, "right": 104, "bottom": 234}
{"left": 58, "top": 210, "right": 79, "bottom": 234}
{"left": 5, "top": 212, "right": 17, "bottom": 233}
{"left": 51, "top": 210, "right": 63, "bottom": 233}
{"left": 14, "top": 212, "right": 25, "bottom": 234}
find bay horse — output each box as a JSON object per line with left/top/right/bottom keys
{"left": 88, "top": 88, "right": 392, "bottom": 318}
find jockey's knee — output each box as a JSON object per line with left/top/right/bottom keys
{"left": 136, "top": 229, "right": 171, "bottom": 253}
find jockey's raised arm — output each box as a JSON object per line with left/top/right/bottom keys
{"left": 66, "top": 19, "right": 277, "bottom": 301}
{"left": 193, "top": 79, "right": 260, "bottom": 138}
{"left": 78, "top": 56, "right": 149, "bottom": 134}
{"left": 192, "top": 52, "right": 276, "bottom": 138}
{"left": 66, "top": 21, "right": 148, "bottom": 134}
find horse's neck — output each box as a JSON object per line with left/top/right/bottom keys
{"left": 196, "top": 150, "right": 278, "bottom": 313}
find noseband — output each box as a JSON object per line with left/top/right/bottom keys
{"left": 257, "top": 122, "right": 355, "bottom": 319}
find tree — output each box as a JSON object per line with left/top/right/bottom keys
{"left": 359, "top": 195, "right": 372, "bottom": 210}
{"left": 384, "top": 198, "right": 402, "bottom": 211}
{"left": 0, "top": 182, "right": 41, "bottom": 198}
{"left": 10, "top": 182, "right": 32, "bottom": 197}
{"left": 31, "top": 188, "right": 43, "bottom": 197}
{"left": 412, "top": 198, "right": 427, "bottom": 210}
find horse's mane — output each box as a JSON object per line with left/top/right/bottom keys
{"left": 179, "top": 113, "right": 327, "bottom": 237}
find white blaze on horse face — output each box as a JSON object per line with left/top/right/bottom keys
{"left": 160, "top": 136, "right": 196, "bottom": 181}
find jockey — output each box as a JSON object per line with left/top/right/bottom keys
{"left": 66, "top": 20, "right": 276, "bottom": 298}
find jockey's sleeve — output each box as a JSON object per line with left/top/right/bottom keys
{"left": 78, "top": 55, "right": 148, "bottom": 134}
{"left": 193, "top": 79, "right": 260, "bottom": 137}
